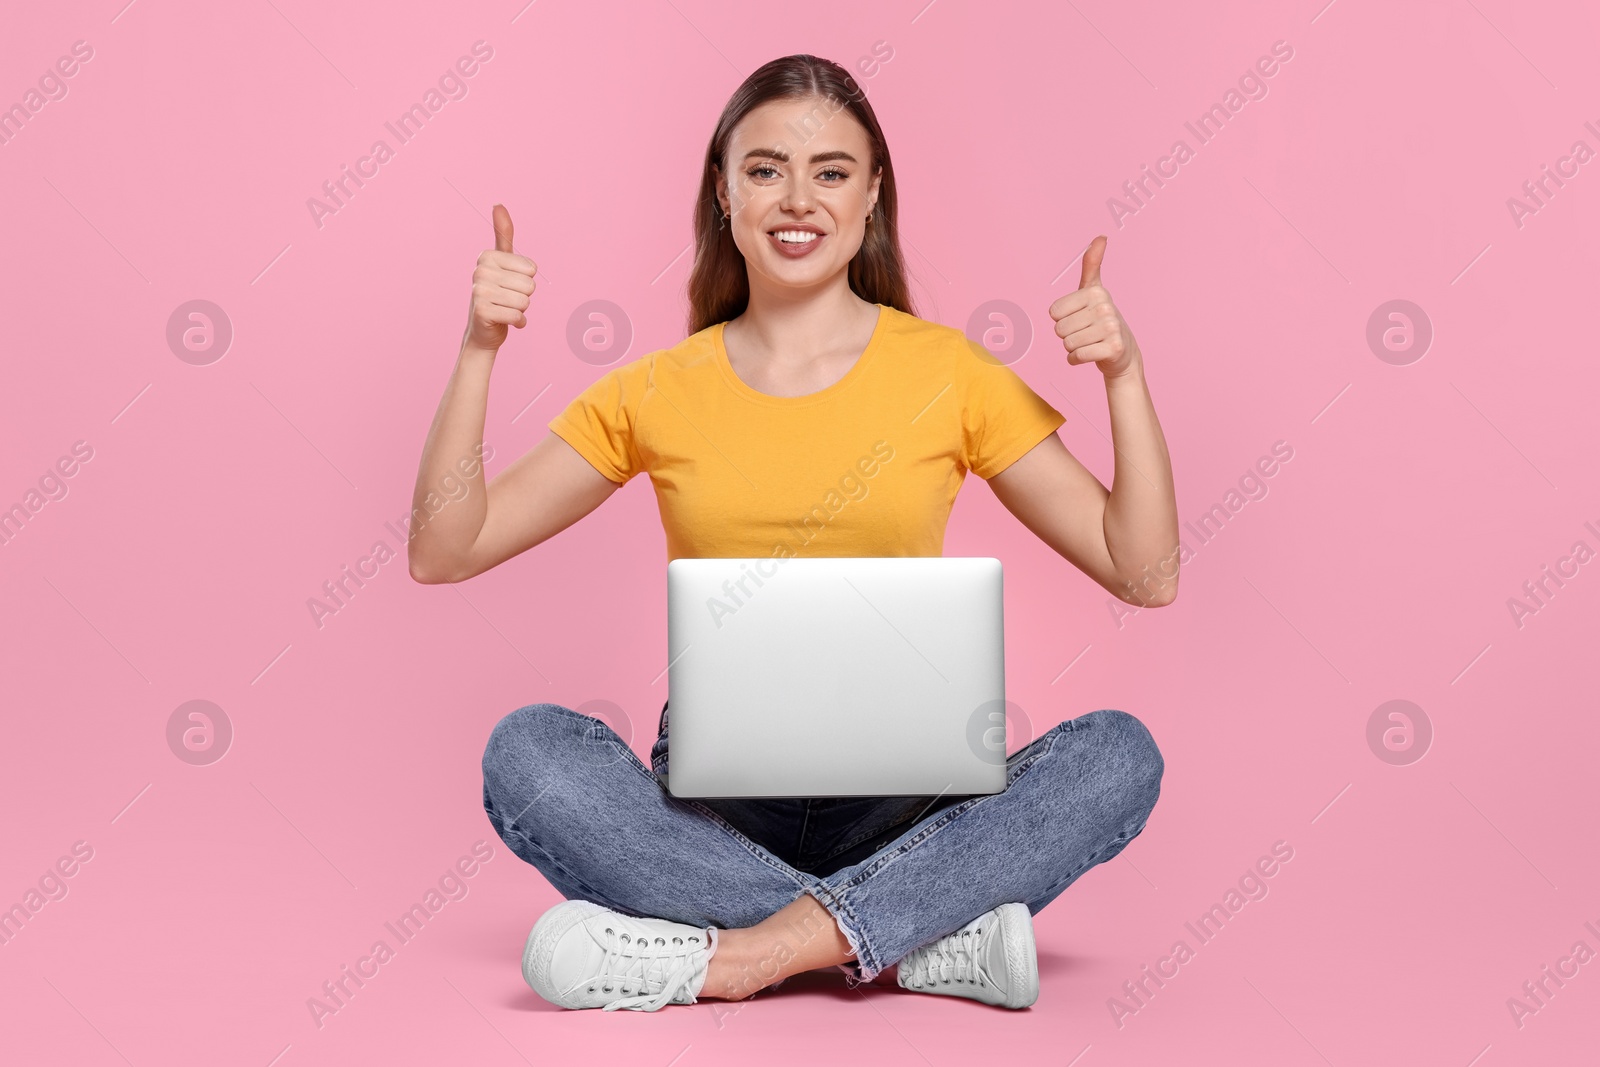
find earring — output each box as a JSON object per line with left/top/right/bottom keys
{"left": 866, "top": 212, "right": 874, "bottom": 225}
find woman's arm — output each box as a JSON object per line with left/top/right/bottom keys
{"left": 987, "top": 236, "right": 1180, "bottom": 608}
{"left": 407, "top": 205, "right": 623, "bottom": 585}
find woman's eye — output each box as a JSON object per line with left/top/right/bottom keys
{"left": 747, "top": 164, "right": 848, "bottom": 181}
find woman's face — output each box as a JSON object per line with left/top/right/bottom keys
{"left": 716, "top": 95, "right": 882, "bottom": 292}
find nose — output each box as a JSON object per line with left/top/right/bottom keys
{"left": 779, "top": 174, "right": 816, "bottom": 215}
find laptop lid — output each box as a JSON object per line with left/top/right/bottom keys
{"left": 664, "top": 556, "right": 1007, "bottom": 799}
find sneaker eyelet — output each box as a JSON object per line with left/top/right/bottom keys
{"left": 603, "top": 985, "right": 612, "bottom": 992}
{"left": 655, "top": 937, "right": 666, "bottom": 946}
{"left": 672, "top": 936, "right": 682, "bottom": 945}
{"left": 605, "top": 927, "right": 614, "bottom": 935}
{"left": 689, "top": 935, "right": 700, "bottom": 943}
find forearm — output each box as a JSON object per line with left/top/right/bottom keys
{"left": 1101, "top": 365, "right": 1180, "bottom": 604}
{"left": 408, "top": 341, "right": 497, "bottom": 580}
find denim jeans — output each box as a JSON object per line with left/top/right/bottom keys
{"left": 482, "top": 700, "right": 1163, "bottom": 982}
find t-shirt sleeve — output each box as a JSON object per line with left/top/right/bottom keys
{"left": 959, "top": 337, "right": 1067, "bottom": 479}
{"left": 546, "top": 355, "right": 653, "bottom": 484}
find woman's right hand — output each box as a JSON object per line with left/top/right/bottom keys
{"left": 464, "top": 203, "right": 538, "bottom": 352}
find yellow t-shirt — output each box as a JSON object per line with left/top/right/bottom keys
{"left": 547, "top": 302, "right": 1066, "bottom": 561}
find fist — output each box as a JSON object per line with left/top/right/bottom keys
{"left": 1049, "top": 235, "right": 1140, "bottom": 380}
{"left": 465, "top": 203, "right": 538, "bottom": 352}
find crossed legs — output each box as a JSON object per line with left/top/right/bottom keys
{"left": 482, "top": 702, "right": 1163, "bottom": 996}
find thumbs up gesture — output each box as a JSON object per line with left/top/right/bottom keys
{"left": 1048, "top": 235, "right": 1141, "bottom": 380}
{"left": 464, "top": 203, "right": 539, "bottom": 352}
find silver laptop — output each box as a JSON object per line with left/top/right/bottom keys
{"left": 664, "top": 556, "right": 1007, "bottom": 798}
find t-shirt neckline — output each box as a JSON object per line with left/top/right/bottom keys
{"left": 714, "top": 303, "right": 887, "bottom": 407}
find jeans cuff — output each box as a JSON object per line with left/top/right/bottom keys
{"left": 802, "top": 885, "right": 881, "bottom": 982}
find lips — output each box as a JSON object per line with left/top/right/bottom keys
{"left": 767, "top": 228, "right": 826, "bottom": 258}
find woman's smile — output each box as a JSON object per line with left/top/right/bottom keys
{"left": 766, "top": 225, "right": 828, "bottom": 258}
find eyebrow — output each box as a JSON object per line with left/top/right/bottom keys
{"left": 741, "top": 147, "right": 858, "bottom": 165}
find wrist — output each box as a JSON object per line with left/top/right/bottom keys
{"left": 1103, "top": 360, "right": 1146, "bottom": 390}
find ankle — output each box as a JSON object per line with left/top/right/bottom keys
{"left": 700, "top": 930, "right": 791, "bottom": 1000}
{"left": 697, "top": 896, "right": 856, "bottom": 1000}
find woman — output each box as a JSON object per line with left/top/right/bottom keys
{"left": 408, "top": 54, "right": 1177, "bottom": 1013}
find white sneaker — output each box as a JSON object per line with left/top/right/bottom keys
{"left": 896, "top": 902, "right": 1039, "bottom": 1008}
{"left": 522, "top": 900, "right": 719, "bottom": 1011}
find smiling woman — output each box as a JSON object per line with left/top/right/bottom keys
{"left": 687, "top": 76, "right": 909, "bottom": 342}
{"left": 409, "top": 50, "right": 1179, "bottom": 1017}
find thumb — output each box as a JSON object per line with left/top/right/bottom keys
{"left": 1078, "top": 234, "right": 1107, "bottom": 289}
{"left": 492, "top": 203, "right": 514, "bottom": 254}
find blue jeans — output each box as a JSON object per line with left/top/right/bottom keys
{"left": 482, "top": 700, "right": 1163, "bottom": 982}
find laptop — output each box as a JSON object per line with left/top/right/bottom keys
{"left": 663, "top": 556, "right": 1008, "bottom": 798}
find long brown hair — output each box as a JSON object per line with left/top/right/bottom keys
{"left": 686, "top": 54, "right": 915, "bottom": 336}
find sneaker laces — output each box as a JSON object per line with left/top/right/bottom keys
{"left": 902, "top": 922, "right": 995, "bottom": 990}
{"left": 597, "top": 925, "right": 715, "bottom": 1012}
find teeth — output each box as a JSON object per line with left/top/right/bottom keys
{"left": 773, "top": 230, "right": 820, "bottom": 243}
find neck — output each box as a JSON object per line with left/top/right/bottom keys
{"left": 732, "top": 279, "right": 876, "bottom": 361}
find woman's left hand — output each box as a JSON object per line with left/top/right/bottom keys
{"left": 1049, "top": 235, "right": 1142, "bottom": 381}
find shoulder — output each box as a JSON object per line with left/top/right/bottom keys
{"left": 877, "top": 304, "right": 970, "bottom": 350}
{"left": 875, "top": 303, "right": 1008, "bottom": 373}
{"left": 568, "top": 323, "right": 720, "bottom": 400}
{"left": 650, "top": 321, "right": 721, "bottom": 374}
{"left": 606, "top": 322, "right": 722, "bottom": 386}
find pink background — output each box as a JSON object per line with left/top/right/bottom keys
{"left": 3, "top": 0, "right": 1597, "bottom": 1063}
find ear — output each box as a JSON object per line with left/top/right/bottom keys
{"left": 711, "top": 163, "right": 728, "bottom": 216}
